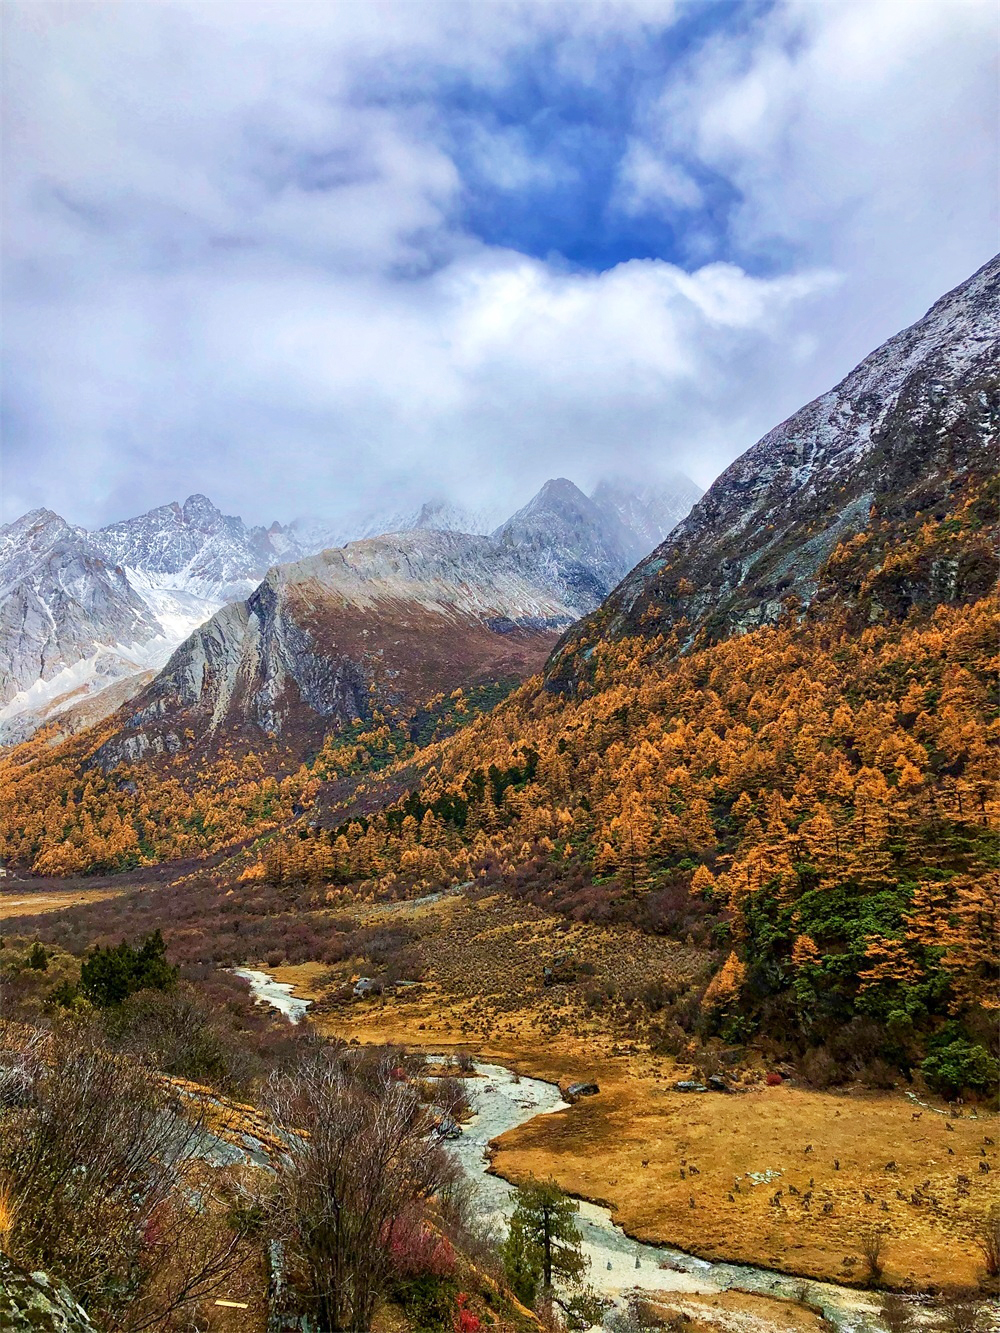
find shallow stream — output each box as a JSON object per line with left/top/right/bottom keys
{"left": 239, "top": 969, "right": 884, "bottom": 1331}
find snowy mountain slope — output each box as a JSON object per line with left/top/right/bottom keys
{"left": 0, "top": 510, "right": 160, "bottom": 708}
{"left": 92, "top": 529, "right": 579, "bottom": 765}
{"left": 304, "top": 496, "right": 507, "bottom": 547}
{"left": 0, "top": 495, "right": 314, "bottom": 742}
{"left": 590, "top": 473, "right": 703, "bottom": 564}
{"left": 548, "top": 252, "right": 1000, "bottom": 685}
{"left": 94, "top": 493, "right": 297, "bottom": 601}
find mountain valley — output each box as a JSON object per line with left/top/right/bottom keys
{"left": 2, "top": 258, "right": 998, "bottom": 1332}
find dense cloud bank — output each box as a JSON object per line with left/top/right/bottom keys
{"left": 3, "top": 0, "right": 996, "bottom": 527}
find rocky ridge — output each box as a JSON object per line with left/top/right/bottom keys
{"left": 2, "top": 475, "right": 700, "bottom": 745}
{"left": 91, "top": 529, "right": 582, "bottom": 766}
{"left": 547, "top": 252, "right": 1000, "bottom": 686}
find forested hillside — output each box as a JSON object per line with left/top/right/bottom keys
{"left": 2, "top": 260, "right": 997, "bottom": 1093}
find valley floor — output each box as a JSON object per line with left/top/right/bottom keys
{"left": 266, "top": 894, "right": 997, "bottom": 1294}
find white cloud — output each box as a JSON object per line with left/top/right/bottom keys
{"left": 2, "top": 0, "right": 996, "bottom": 533}
{"left": 616, "top": 141, "right": 703, "bottom": 213}
{"left": 642, "top": 0, "right": 998, "bottom": 346}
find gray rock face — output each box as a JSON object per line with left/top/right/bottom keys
{"left": 0, "top": 510, "right": 159, "bottom": 706}
{"left": 0, "top": 495, "right": 320, "bottom": 739}
{"left": 0, "top": 1253, "right": 100, "bottom": 1332}
{"left": 92, "top": 529, "right": 581, "bottom": 765}
{"left": 548, "top": 252, "right": 1000, "bottom": 684}
{"left": 492, "top": 478, "right": 639, "bottom": 612}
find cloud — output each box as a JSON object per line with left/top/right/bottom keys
{"left": 632, "top": 0, "right": 999, "bottom": 342}
{"left": 1, "top": 0, "right": 996, "bottom": 531}
{"left": 615, "top": 142, "right": 704, "bottom": 214}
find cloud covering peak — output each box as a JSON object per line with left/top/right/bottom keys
{"left": 2, "top": 0, "right": 996, "bottom": 529}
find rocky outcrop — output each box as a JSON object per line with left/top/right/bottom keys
{"left": 547, "top": 252, "right": 1000, "bottom": 687}
{"left": 0, "top": 1254, "right": 100, "bottom": 1332}
{"left": 92, "top": 529, "right": 580, "bottom": 766}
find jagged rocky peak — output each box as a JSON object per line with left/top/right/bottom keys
{"left": 0, "top": 505, "right": 160, "bottom": 710}
{"left": 94, "top": 493, "right": 270, "bottom": 599}
{"left": 492, "top": 477, "right": 638, "bottom": 610}
{"left": 548, "top": 252, "right": 1000, "bottom": 687}
{"left": 0, "top": 508, "right": 92, "bottom": 585}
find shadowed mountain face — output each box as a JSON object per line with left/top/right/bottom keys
{"left": 589, "top": 473, "right": 705, "bottom": 565}
{"left": 547, "top": 253, "right": 1000, "bottom": 689}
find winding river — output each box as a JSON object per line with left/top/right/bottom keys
{"left": 238, "top": 969, "right": 883, "bottom": 1331}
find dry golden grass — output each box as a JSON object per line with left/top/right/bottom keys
{"left": 644, "top": 1289, "right": 833, "bottom": 1333}
{"left": 287, "top": 893, "right": 999, "bottom": 1293}
{"left": 0, "top": 887, "right": 125, "bottom": 920}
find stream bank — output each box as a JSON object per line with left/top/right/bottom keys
{"left": 237, "top": 968, "right": 888, "bottom": 1331}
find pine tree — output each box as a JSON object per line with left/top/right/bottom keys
{"left": 507, "top": 1179, "right": 587, "bottom": 1294}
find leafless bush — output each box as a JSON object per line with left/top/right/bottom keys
{"left": 973, "top": 1203, "right": 1000, "bottom": 1279}
{"left": 931, "top": 1290, "right": 993, "bottom": 1333}
{"left": 433, "top": 1075, "right": 471, "bottom": 1121}
{"left": 435, "top": 1158, "right": 502, "bottom": 1278}
{"left": 267, "top": 1052, "right": 449, "bottom": 1331}
{"left": 0, "top": 1032, "right": 257, "bottom": 1329}
{"left": 0, "top": 1031, "right": 45, "bottom": 1109}
{"left": 860, "top": 1226, "right": 888, "bottom": 1284}
{"left": 879, "top": 1292, "right": 916, "bottom": 1332}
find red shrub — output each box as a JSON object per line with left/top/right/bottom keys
{"left": 386, "top": 1215, "right": 456, "bottom": 1278}
{"left": 454, "top": 1293, "right": 481, "bottom": 1333}
{"left": 765, "top": 1072, "right": 783, "bottom": 1086}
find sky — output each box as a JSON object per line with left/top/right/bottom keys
{"left": 2, "top": 0, "right": 997, "bottom": 530}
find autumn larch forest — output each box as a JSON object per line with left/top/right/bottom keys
{"left": 2, "top": 9, "right": 1000, "bottom": 1330}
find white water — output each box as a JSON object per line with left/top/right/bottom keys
{"left": 448, "top": 1061, "right": 887, "bottom": 1331}
{"left": 234, "top": 967, "right": 312, "bottom": 1023}
{"left": 238, "top": 970, "right": 886, "bottom": 1330}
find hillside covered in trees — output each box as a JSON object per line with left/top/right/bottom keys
{"left": 2, "top": 257, "right": 998, "bottom": 1096}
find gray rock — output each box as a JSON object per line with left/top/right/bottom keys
{"left": 566, "top": 1081, "right": 600, "bottom": 1098}
{"left": 0, "top": 1253, "right": 100, "bottom": 1331}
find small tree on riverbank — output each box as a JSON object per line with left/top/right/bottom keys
{"left": 504, "top": 1179, "right": 586, "bottom": 1300}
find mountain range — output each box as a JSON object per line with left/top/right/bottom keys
{"left": 0, "top": 473, "right": 701, "bottom": 745}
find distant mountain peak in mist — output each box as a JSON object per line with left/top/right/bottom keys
{"left": 0, "top": 470, "right": 702, "bottom": 745}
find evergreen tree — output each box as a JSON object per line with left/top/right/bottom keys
{"left": 26, "top": 942, "right": 48, "bottom": 971}
{"left": 506, "top": 1178, "right": 587, "bottom": 1294}
{"left": 502, "top": 1211, "right": 542, "bottom": 1307}
{"left": 80, "top": 930, "right": 177, "bottom": 1007}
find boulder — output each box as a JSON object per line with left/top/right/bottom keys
{"left": 434, "top": 1114, "right": 463, "bottom": 1140}
{"left": 674, "top": 1080, "right": 708, "bottom": 1093}
{"left": 566, "top": 1081, "right": 599, "bottom": 1099}
{"left": 0, "top": 1254, "right": 99, "bottom": 1332}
